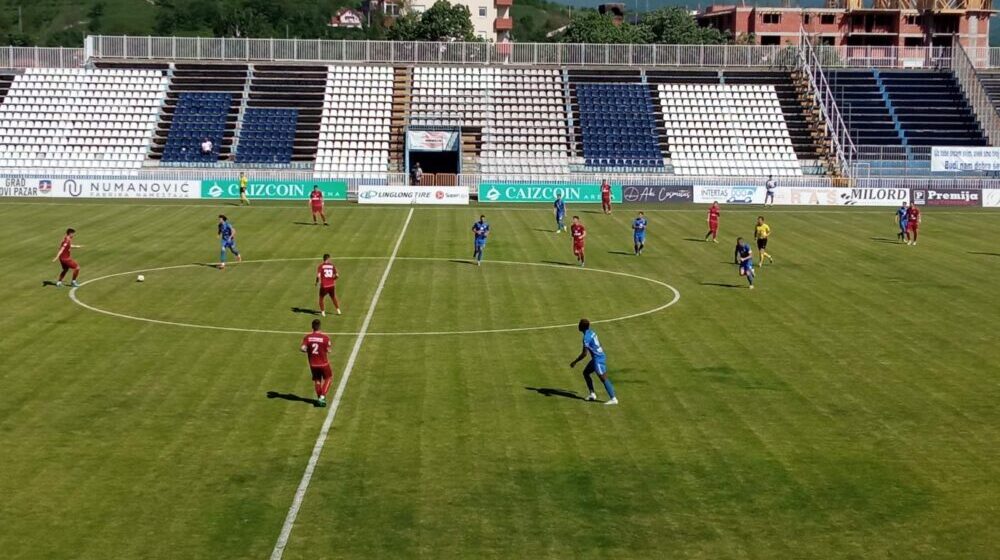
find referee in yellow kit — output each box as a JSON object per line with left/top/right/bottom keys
{"left": 239, "top": 171, "right": 250, "bottom": 206}
{"left": 754, "top": 216, "right": 774, "bottom": 267}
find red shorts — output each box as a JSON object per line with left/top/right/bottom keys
{"left": 709, "top": 221, "right": 719, "bottom": 232}
{"left": 319, "top": 285, "right": 336, "bottom": 298}
{"left": 602, "top": 196, "right": 611, "bottom": 203}
{"left": 60, "top": 259, "right": 78, "bottom": 270}
{"left": 573, "top": 242, "right": 585, "bottom": 254}
{"left": 311, "top": 204, "right": 324, "bottom": 213}
{"left": 310, "top": 364, "right": 332, "bottom": 381}
{"left": 907, "top": 222, "right": 919, "bottom": 232}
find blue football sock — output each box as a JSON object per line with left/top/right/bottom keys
{"left": 602, "top": 378, "right": 616, "bottom": 399}
{"left": 583, "top": 372, "right": 595, "bottom": 393}
{"left": 219, "top": 250, "right": 226, "bottom": 263}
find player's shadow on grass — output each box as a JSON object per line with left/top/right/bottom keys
{"left": 291, "top": 307, "right": 321, "bottom": 315}
{"left": 293, "top": 221, "right": 320, "bottom": 226}
{"left": 266, "top": 391, "right": 318, "bottom": 406}
{"left": 524, "top": 387, "right": 585, "bottom": 400}
{"left": 449, "top": 259, "right": 477, "bottom": 266}
{"left": 607, "top": 250, "right": 633, "bottom": 256}
{"left": 968, "top": 251, "right": 1000, "bottom": 257}
{"left": 540, "top": 260, "right": 575, "bottom": 267}
{"left": 531, "top": 228, "right": 555, "bottom": 232}
{"left": 41, "top": 280, "right": 58, "bottom": 287}
{"left": 700, "top": 281, "right": 743, "bottom": 289}
{"left": 683, "top": 237, "right": 709, "bottom": 243}
{"left": 192, "top": 262, "right": 221, "bottom": 269}
{"left": 870, "top": 237, "right": 902, "bottom": 244}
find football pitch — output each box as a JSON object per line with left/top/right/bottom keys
{"left": 0, "top": 198, "right": 998, "bottom": 559}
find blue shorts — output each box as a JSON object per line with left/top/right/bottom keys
{"left": 221, "top": 239, "right": 238, "bottom": 252}
{"left": 475, "top": 238, "right": 487, "bottom": 248}
{"left": 634, "top": 233, "right": 646, "bottom": 243}
{"left": 899, "top": 221, "right": 908, "bottom": 232}
{"left": 740, "top": 262, "right": 754, "bottom": 273}
{"left": 584, "top": 359, "right": 608, "bottom": 376}
{"left": 556, "top": 213, "right": 565, "bottom": 222}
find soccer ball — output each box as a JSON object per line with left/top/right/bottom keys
{"left": 136, "top": 275, "right": 145, "bottom": 283}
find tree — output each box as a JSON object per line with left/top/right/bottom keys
{"left": 388, "top": 0, "right": 479, "bottom": 42}
{"left": 642, "top": 7, "right": 729, "bottom": 45}
{"left": 559, "top": 11, "right": 651, "bottom": 44}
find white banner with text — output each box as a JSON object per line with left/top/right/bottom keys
{"left": 356, "top": 185, "right": 469, "bottom": 205}
{"left": 0, "top": 177, "right": 200, "bottom": 199}
{"left": 931, "top": 146, "right": 1000, "bottom": 173}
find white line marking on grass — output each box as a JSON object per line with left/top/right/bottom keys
{"left": 268, "top": 207, "right": 414, "bottom": 560}
{"left": 68, "top": 257, "right": 680, "bottom": 336}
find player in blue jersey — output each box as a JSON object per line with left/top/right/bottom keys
{"left": 632, "top": 211, "right": 648, "bottom": 255}
{"left": 734, "top": 237, "right": 754, "bottom": 289}
{"left": 472, "top": 214, "right": 490, "bottom": 266}
{"left": 553, "top": 194, "right": 566, "bottom": 233}
{"left": 570, "top": 318, "right": 618, "bottom": 405}
{"left": 217, "top": 214, "right": 242, "bottom": 270}
{"left": 896, "top": 202, "right": 909, "bottom": 243}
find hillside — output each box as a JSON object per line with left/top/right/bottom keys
{"left": 1, "top": 0, "right": 996, "bottom": 47}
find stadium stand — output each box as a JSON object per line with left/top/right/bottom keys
{"left": 162, "top": 92, "right": 232, "bottom": 164}
{"left": 880, "top": 70, "right": 987, "bottom": 147}
{"left": 152, "top": 64, "right": 246, "bottom": 164}
{"left": 828, "top": 70, "right": 903, "bottom": 147}
{"left": 315, "top": 65, "right": 392, "bottom": 178}
{"left": 575, "top": 83, "right": 663, "bottom": 170}
{"left": 0, "top": 73, "right": 14, "bottom": 105}
{"left": 245, "top": 66, "right": 324, "bottom": 163}
{"left": 0, "top": 68, "right": 167, "bottom": 169}
{"left": 410, "top": 67, "right": 571, "bottom": 175}
{"left": 657, "top": 83, "right": 802, "bottom": 177}
{"left": 236, "top": 108, "right": 298, "bottom": 164}
{"left": 976, "top": 69, "right": 1000, "bottom": 107}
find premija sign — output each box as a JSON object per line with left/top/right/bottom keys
{"left": 478, "top": 183, "right": 622, "bottom": 203}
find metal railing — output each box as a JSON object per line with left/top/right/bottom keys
{"left": 952, "top": 43, "right": 1000, "bottom": 147}
{"left": 85, "top": 35, "right": 807, "bottom": 68}
{"left": 798, "top": 31, "right": 857, "bottom": 176}
{"left": 0, "top": 46, "right": 85, "bottom": 68}
{"left": 811, "top": 45, "right": 954, "bottom": 69}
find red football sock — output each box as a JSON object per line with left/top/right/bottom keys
{"left": 72, "top": 269, "right": 79, "bottom": 280}
{"left": 314, "top": 379, "right": 323, "bottom": 398}
{"left": 318, "top": 298, "right": 325, "bottom": 312}
{"left": 58, "top": 271, "right": 66, "bottom": 281}
{"left": 320, "top": 375, "right": 333, "bottom": 397}
{"left": 332, "top": 295, "right": 340, "bottom": 310}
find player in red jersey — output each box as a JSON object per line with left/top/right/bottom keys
{"left": 316, "top": 253, "right": 341, "bottom": 316}
{"left": 300, "top": 319, "right": 333, "bottom": 408}
{"left": 600, "top": 179, "right": 612, "bottom": 215}
{"left": 906, "top": 203, "right": 921, "bottom": 246}
{"left": 571, "top": 216, "right": 587, "bottom": 267}
{"left": 705, "top": 201, "right": 720, "bottom": 243}
{"left": 52, "top": 228, "right": 83, "bottom": 287}
{"left": 309, "top": 185, "right": 328, "bottom": 226}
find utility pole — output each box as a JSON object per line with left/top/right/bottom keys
{"left": 19, "top": 6, "right": 23, "bottom": 34}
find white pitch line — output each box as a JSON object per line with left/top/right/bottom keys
{"left": 269, "top": 207, "right": 414, "bottom": 560}
{"left": 68, "top": 257, "right": 680, "bottom": 336}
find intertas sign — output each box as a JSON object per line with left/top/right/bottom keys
{"left": 839, "top": 188, "right": 909, "bottom": 207}
{"left": 478, "top": 183, "right": 622, "bottom": 203}
{"left": 200, "top": 180, "right": 348, "bottom": 200}
{"left": 622, "top": 185, "right": 692, "bottom": 203}
{"left": 357, "top": 185, "right": 469, "bottom": 205}
{"left": 911, "top": 189, "right": 981, "bottom": 207}
{"left": 1, "top": 177, "right": 198, "bottom": 198}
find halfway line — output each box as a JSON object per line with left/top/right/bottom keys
{"left": 269, "top": 207, "right": 414, "bottom": 560}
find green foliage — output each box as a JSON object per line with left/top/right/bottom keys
{"left": 643, "top": 6, "right": 729, "bottom": 45}
{"left": 559, "top": 6, "right": 736, "bottom": 45}
{"left": 559, "top": 11, "right": 651, "bottom": 44}
{"left": 509, "top": 0, "right": 570, "bottom": 43}
{"left": 387, "top": 0, "right": 479, "bottom": 42}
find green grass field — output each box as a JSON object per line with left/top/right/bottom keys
{"left": 0, "top": 198, "right": 998, "bottom": 559}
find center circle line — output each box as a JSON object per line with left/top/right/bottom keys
{"left": 69, "top": 257, "right": 681, "bottom": 336}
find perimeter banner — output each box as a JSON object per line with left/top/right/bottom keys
{"left": 200, "top": 180, "right": 348, "bottom": 200}
{"left": 1, "top": 176, "right": 199, "bottom": 198}
{"left": 478, "top": 183, "right": 622, "bottom": 203}
{"left": 357, "top": 185, "right": 469, "bottom": 205}
{"left": 931, "top": 146, "right": 1000, "bottom": 173}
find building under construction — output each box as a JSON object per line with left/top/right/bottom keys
{"left": 697, "top": 0, "right": 994, "bottom": 48}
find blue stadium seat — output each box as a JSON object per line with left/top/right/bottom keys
{"left": 236, "top": 107, "right": 298, "bottom": 164}
{"left": 161, "top": 92, "right": 231, "bottom": 164}
{"left": 575, "top": 83, "right": 663, "bottom": 171}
